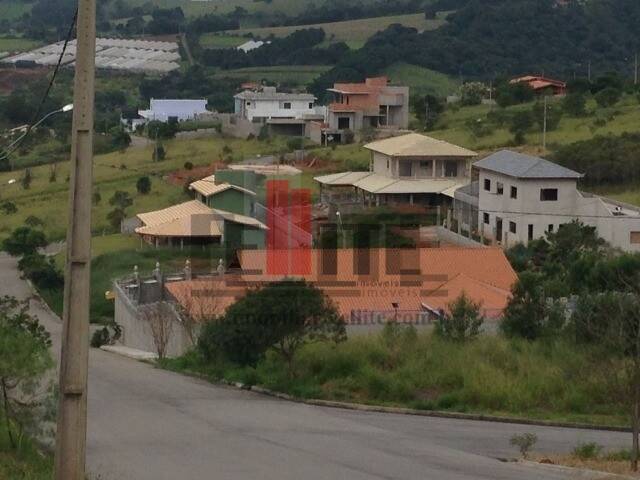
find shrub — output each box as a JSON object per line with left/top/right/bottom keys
{"left": 153, "top": 143, "right": 166, "bottom": 161}
{"left": 0, "top": 201, "right": 17, "bottom": 214}
{"left": 21, "top": 168, "right": 32, "bottom": 190}
{"left": 107, "top": 208, "right": 126, "bottom": 232}
{"left": 435, "top": 293, "right": 484, "bottom": 342}
{"left": 136, "top": 176, "right": 152, "bottom": 195}
{"left": 594, "top": 87, "right": 621, "bottom": 108}
{"left": 563, "top": 93, "right": 587, "bottom": 117}
{"left": 286, "top": 137, "right": 304, "bottom": 151}
{"left": 184, "top": 161, "right": 194, "bottom": 170}
{"left": 198, "top": 280, "right": 346, "bottom": 372}
{"left": 24, "top": 216, "right": 43, "bottom": 228}
{"left": 343, "top": 129, "right": 355, "bottom": 144}
{"left": 460, "top": 82, "right": 486, "bottom": 106}
{"left": 510, "top": 433, "right": 538, "bottom": 459}
{"left": 109, "top": 190, "right": 133, "bottom": 210}
{"left": 18, "top": 253, "right": 64, "bottom": 290}
{"left": 2, "top": 227, "right": 47, "bottom": 257}
{"left": 573, "top": 442, "right": 603, "bottom": 460}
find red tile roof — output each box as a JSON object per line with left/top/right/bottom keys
{"left": 167, "top": 248, "right": 516, "bottom": 323}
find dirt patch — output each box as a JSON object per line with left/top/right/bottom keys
{"left": 531, "top": 454, "right": 640, "bottom": 478}
{"left": 0, "top": 67, "right": 50, "bottom": 94}
{"left": 167, "top": 163, "right": 226, "bottom": 186}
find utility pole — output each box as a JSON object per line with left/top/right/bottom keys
{"left": 588, "top": 60, "right": 592, "bottom": 82}
{"left": 54, "top": 0, "right": 96, "bottom": 476}
{"left": 542, "top": 95, "right": 548, "bottom": 153}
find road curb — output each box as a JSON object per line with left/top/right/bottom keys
{"left": 25, "top": 278, "right": 60, "bottom": 320}
{"left": 520, "top": 460, "right": 636, "bottom": 479}
{"left": 246, "top": 385, "right": 630, "bottom": 433}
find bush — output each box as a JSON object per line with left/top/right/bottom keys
{"left": 184, "top": 161, "right": 194, "bottom": 170}
{"left": 198, "top": 280, "right": 346, "bottom": 371}
{"left": 563, "top": 93, "right": 587, "bottom": 117}
{"left": 24, "top": 216, "right": 43, "bottom": 228}
{"left": 0, "top": 201, "right": 17, "bottom": 214}
{"left": 460, "top": 82, "right": 486, "bottom": 106}
{"left": 18, "top": 253, "right": 64, "bottom": 290}
{"left": 500, "top": 271, "right": 566, "bottom": 340}
{"left": 286, "top": 137, "right": 304, "bottom": 151}
{"left": 107, "top": 208, "right": 126, "bottom": 232}
{"left": 2, "top": 227, "right": 47, "bottom": 256}
{"left": 435, "top": 293, "right": 484, "bottom": 342}
{"left": 510, "top": 433, "right": 538, "bottom": 459}
{"left": 136, "top": 176, "right": 152, "bottom": 195}
{"left": 153, "top": 143, "right": 166, "bottom": 161}
{"left": 573, "top": 442, "right": 603, "bottom": 460}
{"left": 594, "top": 87, "right": 621, "bottom": 108}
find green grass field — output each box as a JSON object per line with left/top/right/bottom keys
{"left": 199, "top": 34, "right": 247, "bottom": 49}
{"left": 227, "top": 12, "right": 445, "bottom": 47}
{"left": 0, "top": 37, "right": 41, "bottom": 54}
{"left": 384, "top": 63, "right": 459, "bottom": 98}
{"left": 213, "top": 65, "right": 331, "bottom": 87}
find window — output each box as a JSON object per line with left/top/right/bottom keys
{"left": 548, "top": 224, "right": 554, "bottom": 233}
{"left": 496, "top": 182, "right": 504, "bottom": 195}
{"left": 386, "top": 159, "right": 390, "bottom": 170}
{"left": 444, "top": 161, "right": 458, "bottom": 177}
{"left": 309, "top": 103, "right": 314, "bottom": 109}
{"left": 528, "top": 224, "right": 534, "bottom": 241}
{"left": 420, "top": 160, "right": 432, "bottom": 170}
{"left": 511, "top": 186, "right": 518, "bottom": 199}
{"left": 509, "top": 221, "right": 517, "bottom": 234}
{"left": 283, "top": 102, "right": 292, "bottom": 110}
{"left": 631, "top": 232, "right": 640, "bottom": 244}
{"left": 484, "top": 179, "right": 491, "bottom": 191}
{"left": 338, "top": 117, "right": 350, "bottom": 129}
{"left": 540, "top": 188, "right": 558, "bottom": 201}
{"left": 399, "top": 160, "right": 412, "bottom": 177}
{"left": 483, "top": 213, "right": 490, "bottom": 224}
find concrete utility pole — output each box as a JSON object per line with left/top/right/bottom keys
{"left": 54, "top": 0, "right": 96, "bottom": 477}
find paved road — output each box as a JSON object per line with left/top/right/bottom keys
{"left": 0, "top": 252, "right": 630, "bottom": 480}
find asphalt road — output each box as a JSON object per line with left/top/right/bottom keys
{"left": 0, "top": 252, "right": 631, "bottom": 480}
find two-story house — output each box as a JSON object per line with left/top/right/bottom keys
{"left": 234, "top": 86, "right": 324, "bottom": 136}
{"left": 311, "top": 77, "right": 409, "bottom": 144}
{"left": 455, "top": 150, "right": 640, "bottom": 251}
{"left": 315, "top": 133, "right": 477, "bottom": 207}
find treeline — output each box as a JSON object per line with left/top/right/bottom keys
{"left": 198, "top": 29, "right": 349, "bottom": 69}
{"left": 553, "top": 133, "right": 640, "bottom": 188}
{"left": 311, "top": 0, "right": 640, "bottom": 96}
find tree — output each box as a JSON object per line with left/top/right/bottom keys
{"left": 460, "top": 82, "right": 486, "bottom": 106}
{"left": 199, "top": 280, "right": 346, "bottom": 374}
{"left": 0, "top": 202, "right": 17, "bottom": 215}
{"left": 435, "top": 293, "right": 484, "bottom": 342}
{"left": 2, "top": 227, "right": 47, "bottom": 257}
{"left": 107, "top": 208, "right": 126, "bottom": 232}
{"left": 153, "top": 142, "right": 166, "bottom": 162}
{"left": 139, "top": 302, "right": 175, "bottom": 360}
{"left": 532, "top": 101, "right": 563, "bottom": 131}
{"left": 412, "top": 94, "right": 444, "bottom": 130}
{"left": 495, "top": 82, "right": 535, "bottom": 108}
{"left": 563, "top": 93, "right": 587, "bottom": 117}
{"left": 0, "top": 296, "right": 53, "bottom": 449}
{"left": 136, "top": 176, "right": 152, "bottom": 195}
{"left": 570, "top": 291, "right": 640, "bottom": 471}
{"left": 509, "top": 110, "right": 533, "bottom": 145}
{"left": 594, "top": 87, "right": 622, "bottom": 108}
{"left": 500, "top": 271, "right": 565, "bottom": 340}
{"left": 109, "top": 127, "right": 132, "bottom": 151}
{"left": 21, "top": 168, "right": 32, "bottom": 190}
{"left": 109, "top": 190, "right": 133, "bottom": 210}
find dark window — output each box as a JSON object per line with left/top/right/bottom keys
{"left": 309, "top": 103, "right": 313, "bottom": 109}
{"left": 511, "top": 186, "right": 518, "bottom": 199}
{"left": 445, "top": 161, "right": 458, "bottom": 177}
{"left": 420, "top": 160, "right": 432, "bottom": 170}
{"left": 399, "top": 160, "right": 412, "bottom": 177}
{"left": 528, "top": 224, "right": 534, "bottom": 241}
{"left": 283, "top": 102, "right": 292, "bottom": 110}
{"left": 496, "top": 182, "right": 504, "bottom": 195}
{"left": 509, "top": 221, "right": 517, "bottom": 234}
{"left": 548, "top": 224, "right": 554, "bottom": 233}
{"left": 540, "top": 188, "right": 558, "bottom": 201}
{"left": 338, "top": 117, "right": 350, "bottom": 129}
{"left": 484, "top": 178, "right": 491, "bottom": 191}
{"left": 483, "top": 213, "right": 490, "bottom": 224}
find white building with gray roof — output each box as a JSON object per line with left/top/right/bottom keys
{"left": 456, "top": 150, "right": 640, "bottom": 252}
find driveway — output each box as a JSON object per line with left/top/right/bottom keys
{"left": 0, "top": 252, "right": 631, "bottom": 480}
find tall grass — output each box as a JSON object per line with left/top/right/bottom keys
{"left": 165, "top": 330, "right": 626, "bottom": 426}
{"left": 0, "top": 417, "right": 52, "bottom": 480}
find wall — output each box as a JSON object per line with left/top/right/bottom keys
{"left": 208, "top": 188, "right": 254, "bottom": 217}
{"left": 224, "top": 221, "right": 265, "bottom": 250}
{"left": 114, "top": 283, "right": 191, "bottom": 358}
{"left": 477, "top": 170, "right": 640, "bottom": 252}
{"left": 241, "top": 99, "right": 315, "bottom": 122}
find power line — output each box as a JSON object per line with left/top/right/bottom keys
{"left": 0, "top": 9, "right": 78, "bottom": 165}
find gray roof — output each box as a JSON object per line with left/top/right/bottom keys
{"left": 474, "top": 150, "right": 583, "bottom": 179}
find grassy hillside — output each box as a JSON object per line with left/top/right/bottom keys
{"left": 226, "top": 13, "right": 446, "bottom": 49}
{"left": 212, "top": 65, "right": 331, "bottom": 87}
{"left": 384, "top": 63, "right": 459, "bottom": 98}
{"left": 0, "top": 37, "right": 42, "bottom": 53}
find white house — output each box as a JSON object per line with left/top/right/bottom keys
{"left": 138, "top": 99, "right": 209, "bottom": 123}
{"left": 456, "top": 150, "right": 640, "bottom": 252}
{"left": 237, "top": 40, "right": 269, "bottom": 53}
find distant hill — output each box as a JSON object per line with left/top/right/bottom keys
{"left": 311, "top": 0, "right": 640, "bottom": 95}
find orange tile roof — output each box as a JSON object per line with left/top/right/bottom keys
{"left": 168, "top": 248, "right": 516, "bottom": 323}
